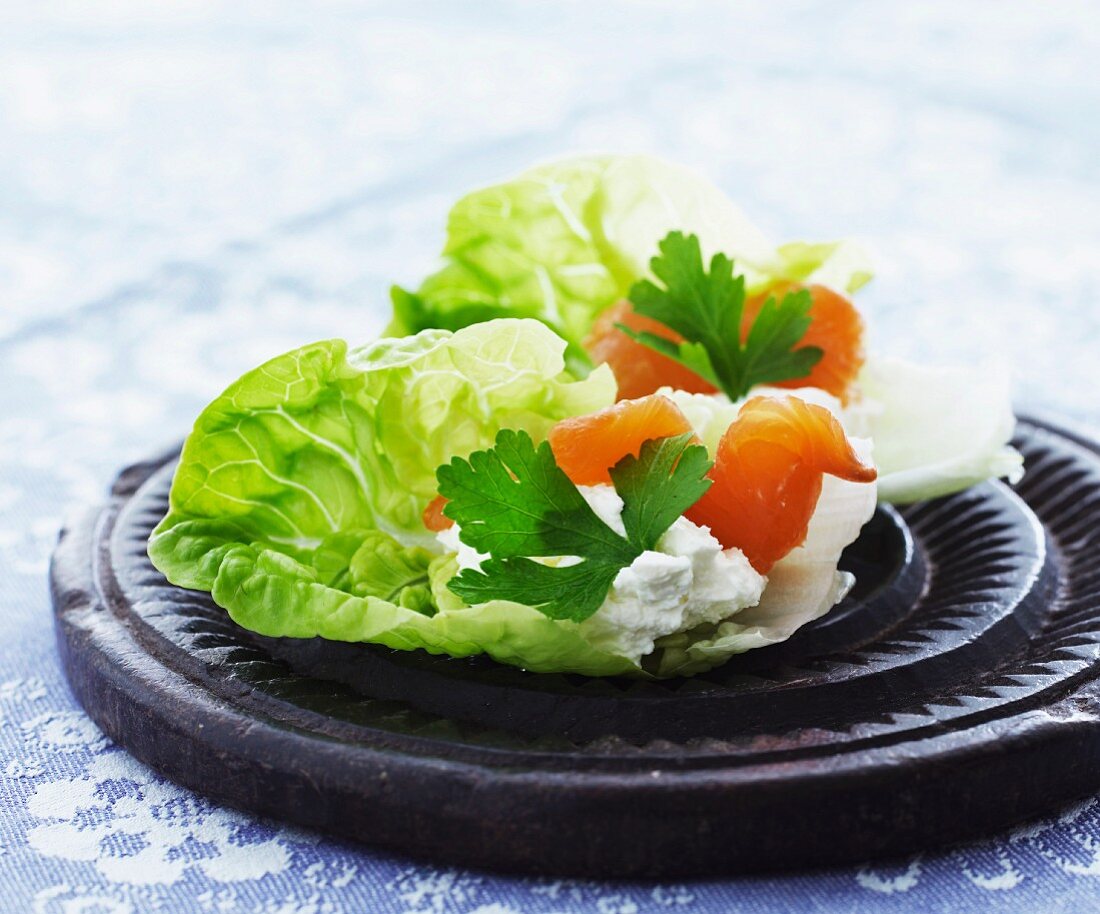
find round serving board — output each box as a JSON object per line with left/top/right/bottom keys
{"left": 50, "top": 415, "right": 1100, "bottom": 877}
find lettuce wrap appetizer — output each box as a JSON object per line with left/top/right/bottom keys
{"left": 150, "top": 155, "right": 1023, "bottom": 678}
{"left": 149, "top": 315, "right": 882, "bottom": 676}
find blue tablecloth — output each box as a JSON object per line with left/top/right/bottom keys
{"left": 3, "top": 2, "right": 1099, "bottom": 911}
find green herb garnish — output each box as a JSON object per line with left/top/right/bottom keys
{"left": 436, "top": 429, "right": 711, "bottom": 621}
{"left": 621, "top": 231, "right": 823, "bottom": 400}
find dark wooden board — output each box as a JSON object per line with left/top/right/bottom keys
{"left": 50, "top": 416, "right": 1100, "bottom": 877}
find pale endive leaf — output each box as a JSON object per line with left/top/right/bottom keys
{"left": 852, "top": 355, "right": 1023, "bottom": 504}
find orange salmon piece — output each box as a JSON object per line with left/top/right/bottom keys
{"left": 742, "top": 284, "right": 865, "bottom": 404}
{"left": 584, "top": 300, "right": 718, "bottom": 401}
{"left": 686, "top": 396, "right": 876, "bottom": 573}
{"left": 422, "top": 494, "right": 453, "bottom": 532}
{"left": 549, "top": 394, "right": 695, "bottom": 486}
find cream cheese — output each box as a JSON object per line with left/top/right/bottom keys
{"left": 437, "top": 483, "right": 767, "bottom": 663}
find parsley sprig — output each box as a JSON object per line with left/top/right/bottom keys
{"left": 436, "top": 429, "right": 712, "bottom": 621}
{"left": 620, "top": 231, "right": 823, "bottom": 400}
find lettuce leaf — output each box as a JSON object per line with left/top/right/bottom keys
{"left": 149, "top": 318, "right": 649, "bottom": 675}
{"left": 149, "top": 318, "right": 614, "bottom": 578}
{"left": 851, "top": 355, "right": 1024, "bottom": 504}
{"left": 210, "top": 546, "right": 638, "bottom": 676}
{"left": 347, "top": 532, "right": 435, "bottom": 613}
{"left": 388, "top": 154, "right": 872, "bottom": 362}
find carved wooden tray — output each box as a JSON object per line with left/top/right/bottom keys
{"left": 50, "top": 415, "right": 1100, "bottom": 877}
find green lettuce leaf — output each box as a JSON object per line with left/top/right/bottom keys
{"left": 148, "top": 318, "right": 643, "bottom": 675}
{"left": 212, "top": 546, "right": 638, "bottom": 676}
{"left": 151, "top": 317, "right": 615, "bottom": 574}
{"left": 147, "top": 316, "right": 613, "bottom": 570}
{"left": 347, "top": 532, "right": 435, "bottom": 613}
{"left": 388, "top": 154, "right": 872, "bottom": 361}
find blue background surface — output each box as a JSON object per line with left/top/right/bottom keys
{"left": 2, "top": 2, "right": 1099, "bottom": 911}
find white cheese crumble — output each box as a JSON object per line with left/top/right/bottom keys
{"left": 435, "top": 523, "right": 484, "bottom": 570}
{"left": 436, "top": 484, "right": 766, "bottom": 663}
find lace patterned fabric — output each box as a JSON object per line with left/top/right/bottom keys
{"left": 2, "top": 2, "right": 1099, "bottom": 911}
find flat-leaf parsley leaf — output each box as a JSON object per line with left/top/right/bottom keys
{"left": 621, "top": 231, "right": 823, "bottom": 400}
{"left": 436, "top": 429, "right": 711, "bottom": 621}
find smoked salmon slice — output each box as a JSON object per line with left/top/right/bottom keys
{"left": 584, "top": 301, "right": 718, "bottom": 401}
{"left": 742, "top": 284, "right": 865, "bottom": 404}
{"left": 423, "top": 494, "right": 453, "bottom": 531}
{"left": 432, "top": 393, "right": 874, "bottom": 579}
{"left": 548, "top": 394, "right": 695, "bottom": 486}
{"left": 585, "top": 284, "right": 865, "bottom": 404}
{"left": 686, "top": 396, "right": 876, "bottom": 573}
